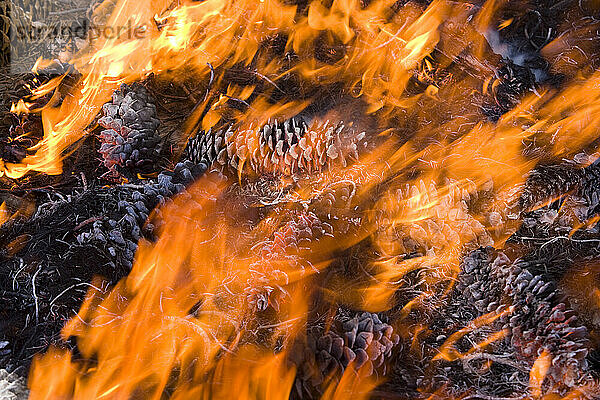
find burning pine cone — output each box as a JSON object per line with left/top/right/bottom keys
{"left": 76, "top": 159, "right": 209, "bottom": 271}
{"left": 374, "top": 179, "right": 494, "bottom": 258}
{"left": 510, "top": 156, "right": 600, "bottom": 264}
{"left": 456, "top": 248, "right": 592, "bottom": 394}
{"left": 500, "top": 258, "right": 590, "bottom": 390}
{"left": 482, "top": 61, "right": 536, "bottom": 120}
{"left": 244, "top": 211, "right": 332, "bottom": 312}
{"left": 259, "top": 211, "right": 333, "bottom": 259}
{"left": 183, "top": 118, "right": 368, "bottom": 176}
{"left": 98, "top": 82, "right": 162, "bottom": 179}
{"left": 0, "top": 159, "right": 213, "bottom": 371}
{"left": 294, "top": 311, "right": 400, "bottom": 398}
{"left": 308, "top": 180, "right": 360, "bottom": 236}
{"left": 519, "top": 162, "right": 584, "bottom": 212}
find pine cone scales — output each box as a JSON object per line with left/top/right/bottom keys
{"left": 183, "top": 118, "right": 368, "bottom": 175}
{"left": 244, "top": 211, "right": 331, "bottom": 312}
{"left": 338, "top": 312, "right": 400, "bottom": 372}
{"left": 511, "top": 157, "right": 600, "bottom": 260}
{"left": 456, "top": 249, "right": 591, "bottom": 392}
{"left": 579, "top": 159, "right": 600, "bottom": 217}
{"left": 456, "top": 247, "right": 505, "bottom": 314}
{"left": 309, "top": 181, "right": 357, "bottom": 222}
{"left": 260, "top": 211, "right": 333, "bottom": 258}
{"left": 517, "top": 155, "right": 600, "bottom": 217}
{"left": 483, "top": 61, "right": 536, "bottom": 119}
{"left": 519, "top": 163, "right": 584, "bottom": 211}
{"left": 502, "top": 260, "right": 590, "bottom": 388}
{"left": 0, "top": 160, "right": 212, "bottom": 371}
{"left": 298, "top": 311, "right": 400, "bottom": 395}
{"left": 76, "top": 160, "right": 208, "bottom": 271}
{"left": 375, "top": 179, "right": 493, "bottom": 257}
{"left": 98, "top": 83, "right": 162, "bottom": 178}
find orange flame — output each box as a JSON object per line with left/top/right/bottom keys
{"left": 16, "top": 0, "right": 600, "bottom": 398}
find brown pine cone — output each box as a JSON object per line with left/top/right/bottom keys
{"left": 374, "top": 178, "right": 494, "bottom": 258}
{"left": 183, "top": 118, "right": 368, "bottom": 176}
{"left": 244, "top": 211, "right": 331, "bottom": 312}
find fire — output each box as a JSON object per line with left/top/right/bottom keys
{"left": 530, "top": 350, "right": 552, "bottom": 399}
{"left": 25, "top": 170, "right": 368, "bottom": 399}
{"left": 0, "top": 202, "right": 10, "bottom": 226}
{"left": 5, "top": 0, "right": 600, "bottom": 398}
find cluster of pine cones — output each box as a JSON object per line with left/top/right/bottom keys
{"left": 183, "top": 118, "right": 369, "bottom": 176}
{"left": 3, "top": 0, "right": 600, "bottom": 398}
{"left": 295, "top": 311, "right": 401, "bottom": 397}
{"left": 457, "top": 248, "right": 591, "bottom": 392}
{"left": 4, "top": 78, "right": 600, "bottom": 399}
{"left": 446, "top": 159, "right": 600, "bottom": 397}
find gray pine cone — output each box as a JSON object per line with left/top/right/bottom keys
{"left": 98, "top": 82, "right": 162, "bottom": 179}
{"left": 502, "top": 259, "right": 590, "bottom": 389}
{"left": 456, "top": 248, "right": 592, "bottom": 393}
{"left": 296, "top": 311, "right": 400, "bottom": 397}
{"left": 76, "top": 160, "right": 209, "bottom": 271}
{"left": 456, "top": 246, "right": 505, "bottom": 314}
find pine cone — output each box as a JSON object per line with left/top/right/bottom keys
{"left": 98, "top": 82, "right": 162, "bottom": 179}
{"left": 243, "top": 268, "right": 290, "bottom": 313}
{"left": 503, "top": 259, "right": 590, "bottom": 389}
{"left": 0, "top": 159, "right": 212, "bottom": 369}
{"left": 86, "top": 0, "right": 112, "bottom": 27}
{"left": 309, "top": 181, "right": 355, "bottom": 216}
{"left": 456, "top": 248, "right": 592, "bottom": 393}
{"left": 296, "top": 311, "right": 400, "bottom": 397}
{"left": 519, "top": 163, "right": 583, "bottom": 212}
{"left": 562, "top": 263, "right": 600, "bottom": 332}
{"left": 510, "top": 157, "right": 600, "bottom": 262}
{"left": 482, "top": 61, "right": 536, "bottom": 120}
{"left": 261, "top": 211, "right": 332, "bottom": 258}
{"left": 374, "top": 179, "right": 493, "bottom": 258}
{"left": 76, "top": 160, "right": 208, "bottom": 271}
{"left": 183, "top": 118, "right": 368, "bottom": 176}
{"left": 242, "top": 211, "right": 331, "bottom": 312}
{"left": 456, "top": 246, "right": 505, "bottom": 314}
{"left": 579, "top": 158, "right": 600, "bottom": 217}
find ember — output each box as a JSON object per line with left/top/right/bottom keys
{"left": 1, "top": 0, "right": 600, "bottom": 399}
